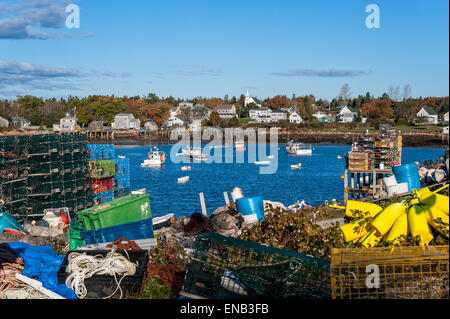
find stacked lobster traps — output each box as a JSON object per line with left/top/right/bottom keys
{"left": 0, "top": 133, "right": 94, "bottom": 221}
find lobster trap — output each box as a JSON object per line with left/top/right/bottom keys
{"left": 181, "top": 233, "right": 331, "bottom": 299}
{"left": 331, "top": 245, "right": 449, "bottom": 299}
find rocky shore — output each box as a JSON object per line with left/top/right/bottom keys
{"left": 91, "top": 131, "right": 448, "bottom": 148}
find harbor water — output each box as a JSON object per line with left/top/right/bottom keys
{"left": 114, "top": 144, "right": 445, "bottom": 219}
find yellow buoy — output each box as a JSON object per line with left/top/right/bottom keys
{"left": 371, "top": 202, "right": 408, "bottom": 236}
{"left": 385, "top": 212, "right": 409, "bottom": 242}
{"left": 423, "top": 205, "right": 449, "bottom": 237}
{"left": 408, "top": 205, "right": 434, "bottom": 245}
{"left": 340, "top": 219, "right": 370, "bottom": 242}
{"left": 359, "top": 229, "right": 383, "bottom": 248}
{"left": 343, "top": 200, "right": 384, "bottom": 219}
{"left": 419, "top": 193, "right": 449, "bottom": 215}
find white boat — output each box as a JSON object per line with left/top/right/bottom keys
{"left": 181, "top": 165, "right": 191, "bottom": 171}
{"left": 184, "top": 146, "right": 208, "bottom": 161}
{"left": 141, "top": 148, "right": 166, "bottom": 166}
{"left": 291, "top": 163, "right": 302, "bottom": 169}
{"left": 254, "top": 161, "right": 271, "bottom": 165}
{"left": 286, "top": 141, "right": 312, "bottom": 155}
{"left": 178, "top": 176, "right": 189, "bottom": 183}
{"left": 268, "top": 155, "right": 275, "bottom": 159}
{"left": 235, "top": 141, "right": 246, "bottom": 151}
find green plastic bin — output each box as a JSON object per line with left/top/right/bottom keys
{"left": 76, "top": 194, "right": 151, "bottom": 230}
{"left": 69, "top": 230, "right": 86, "bottom": 250}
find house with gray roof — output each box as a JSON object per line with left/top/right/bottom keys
{"left": 415, "top": 107, "right": 438, "bottom": 125}
{"left": 10, "top": 115, "right": 30, "bottom": 127}
{"left": 111, "top": 113, "right": 141, "bottom": 130}
{"left": 213, "top": 104, "right": 237, "bottom": 119}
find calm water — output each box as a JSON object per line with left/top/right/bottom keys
{"left": 114, "top": 144, "right": 445, "bottom": 218}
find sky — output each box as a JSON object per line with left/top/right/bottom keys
{"left": 0, "top": 0, "right": 449, "bottom": 101}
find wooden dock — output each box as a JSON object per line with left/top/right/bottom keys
{"left": 343, "top": 169, "right": 392, "bottom": 203}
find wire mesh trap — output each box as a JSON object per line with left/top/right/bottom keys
{"left": 181, "top": 233, "right": 331, "bottom": 299}
{"left": 331, "top": 245, "right": 449, "bottom": 299}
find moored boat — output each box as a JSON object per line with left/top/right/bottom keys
{"left": 141, "top": 147, "right": 166, "bottom": 166}
{"left": 178, "top": 176, "right": 190, "bottom": 183}
{"left": 254, "top": 160, "right": 271, "bottom": 165}
{"left": 286, "top": 141, "right": 312, "bottom": 155}
{"left": 235, "top": 140, "right": 246, "bottom": 151}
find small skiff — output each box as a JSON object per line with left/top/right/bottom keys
{"left": 178, "top": 176, "right": 190, "bottom": 183}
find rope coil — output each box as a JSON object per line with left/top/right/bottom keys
{"left": 65, "top": 248, "right": 138, "bottom": 299}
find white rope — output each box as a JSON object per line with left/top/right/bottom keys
{"left": 65, "top": 249, "right": 138, "bottom": 299}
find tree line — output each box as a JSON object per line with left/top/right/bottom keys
{"left": 0, "top": 87, "right": 448, "bottom": 127}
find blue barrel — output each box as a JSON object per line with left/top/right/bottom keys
{"left": 235, "top": 196, "right": 265, "bottom": 223}
{"left": 392, "top": 163, "right": 421, "bottom": 192}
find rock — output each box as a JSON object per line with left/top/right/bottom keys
{"left": 315, "top": 218, "right": 345, "bottom": 229}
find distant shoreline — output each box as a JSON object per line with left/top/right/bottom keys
{"left": 90, "top": 132, "right": 448, "bottom": 148}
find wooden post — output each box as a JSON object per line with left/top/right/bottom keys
{"left": 199, "top": 192, "right": 207, "bottom": 216}
{"left": 372, "top": 170, "right": 376, "bottom": 195}
{"left": 344, "top": 169, "right": 348, "bottom": 204}
{"left": 223, "top": 192, "right": 230, "bottom": 205}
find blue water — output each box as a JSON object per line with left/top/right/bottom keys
{"left": 114, "top": 144, "right": 445, "bottom": 218}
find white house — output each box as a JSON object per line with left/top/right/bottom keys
{"left": 249, "top": 107, "right": 271, "bottom": 123}
{"left": 270, "top": 110, "right": 287, "bottom": 122}
{"left": 144, "top": 120, "right": 158, "bottom": 132}
{"left": 244, "top": 90, "right": 262, "bottom": 107}
{"left": 164, "top": 115, "right": 185, "bottom": 127}
{"left": 415, "top": 107, "right": 438, "bottom": 125}
{"left": 0, "top": 116, "right": 9, "bottom": 127}
{"left": 442, "top": 111, "right": 449, "bottom": 123}
{"left": 10, "top": 115, "right": 30, "bottom": 127}
{"left": 337, "top": 106, "right": 359, "bottom": 123}
{"left": 213, "top": 104, "right": 237, "bottom": 119}
{"left": 289, "top": 111, "right": 303, "bottom": 124}
{"left": 53, "top": 113, "right": 77, "bottom": 132}
{"left": 111, "top": 113, "right": 141, "bottom": 130}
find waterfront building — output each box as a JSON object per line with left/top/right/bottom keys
{"left": 10, "top": 115, "right": 30, "bottom": 127}
{"left": 213, "top": 104, "right": 237, "bottom": 119}
{"left": 289, "top": 111, "right": 303, "bottom": 124}
{"left": 111, "top": 113, "right": 141, "bottom": 130}
{"left": 415, "top": 107, "right": 438, "bottom": 125}
{"left": 0, "top": 116, "right": 9, "bottom": 127}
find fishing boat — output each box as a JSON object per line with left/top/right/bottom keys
{"left": 181, "top": 165, "right": 191, "bottom": 171}
{"left": 254, "top": 160, "right": 271, "bottom": 165}
{"left": 234, "top": 140, "right": 246, "bottom": 151}
{"left": 286, "top": 141, "right": 312, "bottom": 155}
{"left": 184, "top": 146, "right": 208, "bottom": 161}
{"left": 141, "top": 147, "right": 166, "bottom": 166}
{"left": 178, "top": 176, "right": 189, "bottom": 183}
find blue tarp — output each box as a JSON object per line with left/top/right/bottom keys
{"left": 7, "top": 242, "right": 77, "bottom": 299}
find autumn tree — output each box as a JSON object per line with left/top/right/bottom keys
{"left": 209, "top": 111, "right": 221, "bottom": 126}
{"left": 263, "top": 95, "right": 291, "bottom": 109}
{"left": 361, "top": 98, "right": 394, "bottom": 120}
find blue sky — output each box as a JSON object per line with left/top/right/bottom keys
{"left": 0, "top": 0, "right": 448, "bottom": 100}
